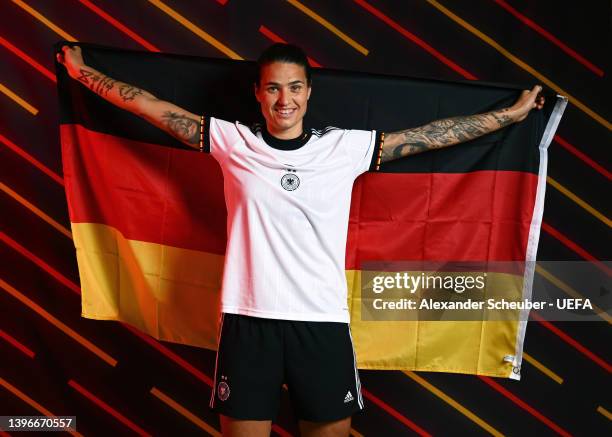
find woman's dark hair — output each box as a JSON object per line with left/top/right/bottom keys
{"left": 255, "top": 43, "right": 311, "bottom": 88}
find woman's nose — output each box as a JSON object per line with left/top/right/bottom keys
{"left": 278, "top": 90, "right": 290, "bottom": 105}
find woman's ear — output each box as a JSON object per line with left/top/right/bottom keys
{"left": 307, "top": 85, "right": 312, "bottom": 100}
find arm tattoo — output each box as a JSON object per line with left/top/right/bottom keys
{"left": 77, "top": 68, "right": 144, "bottom": 101}
{"left": 119, "top": 85, "right": 143, "bottom": 102}
{"left": 77, "top": 69, "right": 117, "bottom": 97}
{"left": 161, "top": 111, "right": 200, "bottom": 145}
{"left": 381, "top": 108, "right": 514, "bottom": 162}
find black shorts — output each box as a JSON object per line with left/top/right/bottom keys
{"left": 209, "top": 313, "right": 365, "bottom": 422}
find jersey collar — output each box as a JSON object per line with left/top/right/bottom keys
{"left": 262, "top": 125, "right": 312, "bottom": 151}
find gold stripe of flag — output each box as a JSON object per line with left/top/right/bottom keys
{"left": 536, "top": 265, "right": 611, "bottom": 324}
{"left": 150, "top": 388, "right": 221, "bottom": 436}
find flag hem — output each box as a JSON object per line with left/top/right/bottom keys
{"left": 510, "top": 95, "right": 568, "bottom": 380}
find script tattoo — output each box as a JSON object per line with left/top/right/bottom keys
{"left": 381, "top": 109, "right": 514, "bottom": 162}
{"left": 119, "top": 85, "right": 143, "bottom": 102}
{"left": 77, "top": 69, "right": 116, "bottom": 97}
{"left": 161, "top": 111, "right": 200, "bottom": 144}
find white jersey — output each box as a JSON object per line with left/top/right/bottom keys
{"left": 203, "top": 116, "right": 381, "bottom": 323}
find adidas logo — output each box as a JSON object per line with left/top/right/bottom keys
{"left": 344, "top": 390, "right": 354, "bottom": 403}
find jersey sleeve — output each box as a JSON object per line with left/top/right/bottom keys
{"left": 198, "top": 116, "right": 241, "bottom": 164}
{"left": 342, "top": 129, "right": 384, "bottom": 178}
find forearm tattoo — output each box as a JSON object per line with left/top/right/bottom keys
{"left": 77, "top": 68, "right": 143, "bottom": 102}
{"left": 381, "top": 108, "right": 514, "bottom": 162}
{"left": 118, "top": 85, "right": 143, "bottom": 102}
{"left": 161, "top": 111, "right": 200, "bottom": 145}
{"left": 77, "top": 69, "right": 116, "bottom": 96}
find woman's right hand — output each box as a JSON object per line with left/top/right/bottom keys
{"left": 56, "top": 45, "right": 85, "bottom": 79}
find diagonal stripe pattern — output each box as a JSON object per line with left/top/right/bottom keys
{"left": 3, "top": 0, "right": 610, "bottom": 434}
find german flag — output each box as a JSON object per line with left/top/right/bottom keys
{"left": 56, "top": 43, "right": 566, "bottom": 379}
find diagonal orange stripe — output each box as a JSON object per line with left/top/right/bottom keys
{"left": 0, "top": 277, "right": 118, "bottom": 367}
{"left": 69, "top": 380, "right": 151, "bottom": 436}
{"left": 150, "top": 388, "right": 221, "bottom": 436}
{"left": 521, "top": 352, "right": 563, "bottom": 384}
{"left": 597, "top": 406, "right": 612, "bottom": 421}
{"left": 0, "top": 182, "right": 72, "bottom": 238}
{"left": 403, "top": 371, "right": 503, "bottom": 436}
{"left": 147, "top": 0, "right": 242, "bottom": 59}
{"left": 10, "top": 0, "right": 77, "bottom": 41}
{"left": 536, "top": 265, "right": 611, "bottom": 324}
{"left": 547, "top": 177, "right": 611, "bottom": 227}
{"left": 425, "top": 0, "right": 611, "bottom": 131}
{"left": 0, "top": 377, "right": 83, "bottom": 437}
{"left": 0, "top": 82, "right": 38, "bottom": 114}
{"left": 287, "top": 0, "right": 369, "bottom": 55}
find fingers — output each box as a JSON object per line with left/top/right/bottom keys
{"left": 56, "top": 45, "right": 70, "bottom": 64}
{"left": 534, "top": 85, "right": 544, "bottom": 109}
{"left": 527, "top": 85, "right": 545, "bottom": 110}
{"left": 56, "top": 45, "right": 81, "bottom": 66}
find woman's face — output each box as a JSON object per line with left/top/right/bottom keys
{"left": 254, "top": 62, "right": 311, "bottom": 139}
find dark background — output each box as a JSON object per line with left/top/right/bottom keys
{"left": 1, "top": 1, "right": 610, "bottom": 435}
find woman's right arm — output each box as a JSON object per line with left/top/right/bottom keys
{"left": 57, "top": 45, "right": 201, "bottom": 150}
